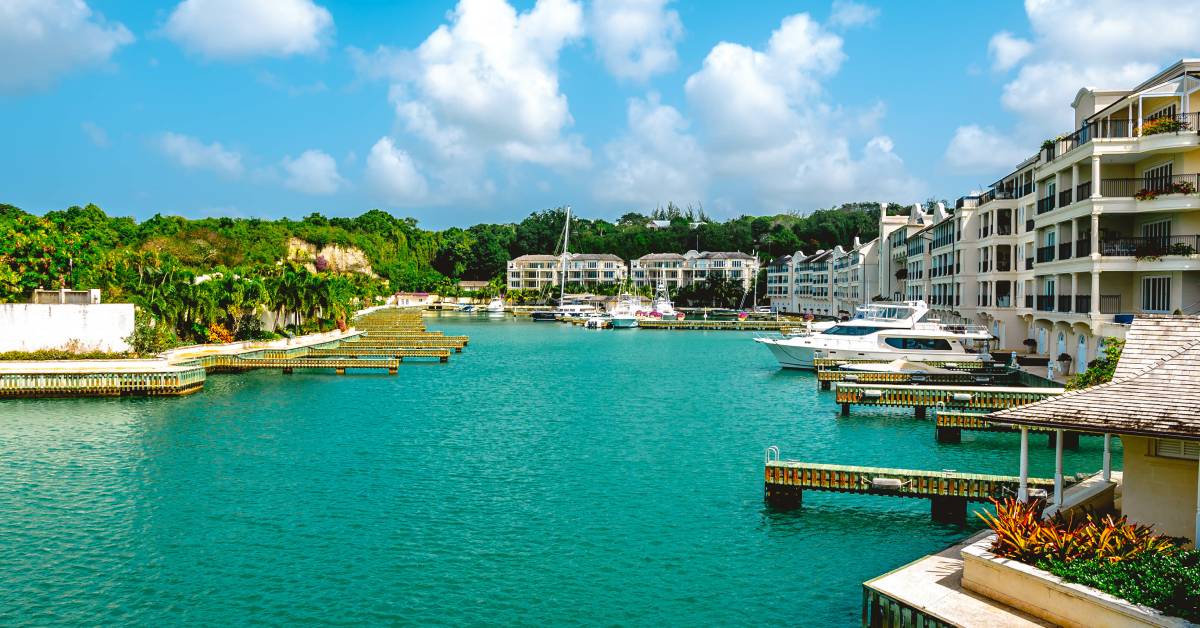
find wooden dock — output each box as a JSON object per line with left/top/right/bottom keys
{"left": 763, "top": 451, "right": 1057, "bottom": 523}
{"left": 0, "top": 365, "right": 207, "bottom": 397}
{"left": 834, "top": 382, "right": 1063, "bottom": 418}
{"left": 635, "top": 318, "right": 794, "bottom": 331}
{"left": 307, "top": 348, "right": 450, "bottom": 362}
{"left": 934, "top": 408, "right": 1082, "bottom": 449}
{"left": 207, "top": 356, "right": 400, "bottom": 374}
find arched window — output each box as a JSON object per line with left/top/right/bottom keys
{"left": 1076, "top": 335, "right": 1088, "bottom": 374}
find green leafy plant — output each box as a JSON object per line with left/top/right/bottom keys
{"left": 124, "top": 309, "right": 180, "bottom": 356}
{"left": 1138, "top": 116, "right": 1189, "bottom": 136}
{"left": 978, "top": 498, "right": 1176, "bottom": 564}
{"left": 1066, "top": 338, "right": 1123, "bottom": 390}
{"left": 0, "top": 349, "right": 131, "bottom": 360}
{"left": 1040, "top": 550, "right": 1200, "bottom": 622}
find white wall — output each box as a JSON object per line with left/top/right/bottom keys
{"left": 0, "top": 304, "right": 135, "bottom": 352}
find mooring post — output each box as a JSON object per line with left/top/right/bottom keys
{"left": 914, "top": 406, "right": 927, "bottom": 419}
{"left": 930, "top": 496, "right": 967, "bottom": 525}
{"left": 820, "top": 380, "right": 831, "bottom": 391}
{"left": 335, "top": 367, "right": 346, "bottom": 375}
{"left": 765, "top": 485, "right": 803, "bottom": 510}
{"left": 282, "top": 367, "right": 293, "bottom": 375}
{"left": 841, "top": 403, "right": 850, "bottom": 417}
{"left": 936, "top": 426, "right": 961, "bottom": 444}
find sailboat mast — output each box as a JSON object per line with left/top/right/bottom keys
{"left": 560, "top": 205, "right": 571, "bottom": 304}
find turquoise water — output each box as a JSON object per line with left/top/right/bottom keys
{"left": 0, "top": 315, "right": 1118, "bottom": 626}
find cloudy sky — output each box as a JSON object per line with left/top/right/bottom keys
{"left": 2, "top": 0, "right": 1198, "bottom": 227}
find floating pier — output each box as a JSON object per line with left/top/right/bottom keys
{"left": 635, "top": 319, "right": 794, "bottom": 331}
{"left": 834, "top": 382, "right": 1063, "bottom": 418}
{"left": 307, "top": 347, "right": 451, "bottom": 362}
{"left": 206, "top": 356, "right": 401, "bottom": 374}
{"left": 934, "top": 408, "right": 1082, "bottom": 449}
{"left": 0, "top": 364, "right": 207, "bottom": 397}
{"left": 763, "top": 450, "right": 1057, "bottom": 524}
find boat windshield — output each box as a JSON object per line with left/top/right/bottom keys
{"left": 856, "top": 306, "right": 914, "bottom": 322}
{"left": 821, "top": 325, "right": 885, "bottom": 336}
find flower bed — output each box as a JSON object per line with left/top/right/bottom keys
{"left": 969, "top": 499, "right": 1200, "bottom": 623}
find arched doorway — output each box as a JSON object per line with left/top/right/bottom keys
{"left": 992, "top": 321, "right": 1005, "bottom": 348}
{"left": 1056, "top": 332, "right": 1066, "bottom": 357}
{"left": 1076, "top": 335, "right": 1088, "bottom": 374}
{"left": 1037, "top": 328, "right": 1047, "bottom": 354}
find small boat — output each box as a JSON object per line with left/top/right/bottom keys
{"left": 486, "top": 296, "right": 505, "bottom": 315}
{"left": 531, "top": 302, "right": 598, "bottom": 321}
{"left": 460, "top": 304, "right": 476, "bottom": 313}
{"left": 608, "top": 290, "right": 641, "bottom": 329}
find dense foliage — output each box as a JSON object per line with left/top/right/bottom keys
{"left": 1, "top": 200, "right": 891, "bottom": 339}
{"left": 979, "top": 498, "right": 1197, "bottom": 620}
{"left": 1041, "top": 550, "right": 1200, "bottom": 621}
{"left": 1066, "top": 338, "right": 1124, "bottom": 390}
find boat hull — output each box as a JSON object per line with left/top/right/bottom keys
{"left": 609, "top": 317, "right": 638, "bottom": 328}
{"left": 756, "top": 338, "right": 816, "bottom": 369}
{"left": 755, "top": 338, "right": 985, "bottom": 370}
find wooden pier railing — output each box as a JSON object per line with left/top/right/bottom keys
{"left": 307, "top": 348, "right": 450, "bottom": 362}
{"left": 207, "top": 356, "right": 401, "bottom": 374}
{"left": 763, "top": 453, "right": 1056, "bottom": 523}
{"left": 834, "top": 383, "right": 1062, "bottom": 417}
{"left": 635, "top": 319, "right": 793, "bottom": 331}
{"left": 0, "top": 366, "right": 207, "bottom": 397}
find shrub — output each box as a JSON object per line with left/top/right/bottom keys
{"left": 1040, "top": 550, "right": 1200, "bottom": 622}
{"left": 233, "top": 313, "right": 265, "bottom": 341}
{"left": 125, "top": 309, "right": 180, "bottom": 356}
{"left": 314, "top": 254, "right": 329, "bottom": 272}
{"left": 0, "top": 349, "right": 131, "bottom": 360}
{"left": 1066, "top": 338, "right": 1123, "bottom": 390}
{"left": 1138, "top": 116, "right": 1188, "bottom": 136}
{"left": 206, "top": 322, "right": 234, "bottom": 344}
{"left": 978, "top": 498, "right": 1177, "bottom": 565}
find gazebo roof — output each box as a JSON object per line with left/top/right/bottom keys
{"left": 988, "top": 316, "right": 1200, "bottom": 441}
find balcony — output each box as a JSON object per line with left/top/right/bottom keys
{"left": 1075, "top": 180, "right": 1091, "bottom": 200}
{"left": 1099, "top": 235, "right": 1200, "bottom": 257}
{"left": 1025, "top": 219, "right": 1034, "bottom": 233}
{"left": 1036, "top": 245, "right": 1055, "bottom": 263}
{"left": 1058, "top": 241, "right": 1073, "bottom": 260}
{"left": 1100, "top": 295, "right": 1121, "bottom": 314}
{"left": 997, "top": 223, "right": 1012, "bottom": 236}
{"left": 1024, "top": 257, "right": 1033, "bottom": 270}
{"left": 1036, "top": 196, "right": 1056, "bottom": 215}
{"left": 1042, "top": 113, "right": 1198, "bottom": 165}
{"left": 1024, "top": 295, "right": 1033, "bottom": 308}
{"left": 1058, "top": 294, "right": 1072, "bottom": 312}
{"left": 1075, "top": 239, "right": 1090, "bottom": 257}
{"left": 1058, "top": 189, "right": 1073, "bottom": 207}
{"left": 1074, "top": 295, "right": 1090, "bottom": 314}
{"left": 1036, "top": 295, "right": 1055, "bottom": 311}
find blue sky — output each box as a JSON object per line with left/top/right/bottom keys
{"left": 1, "top": 0, "right": 1195, "bottom": 227}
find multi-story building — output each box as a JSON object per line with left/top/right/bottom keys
{"left": 565, "top": 253, "right": 627, "bottom": 287}
{"left": 630, "top": 250, "right": 760, "bottom": 293}
{"left": 766, "top": 254, "right": 794, "bottom": 311}
{"left": 506, "top": 254, "right": 561, "bottom": 291}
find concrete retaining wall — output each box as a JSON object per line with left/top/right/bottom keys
{"left": 0, "top": 304, "right": 135, "bottom": 353}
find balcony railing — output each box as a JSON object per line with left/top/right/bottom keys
{"left": 1075, "top": 238, "right": 1090, "bottom": 257}
{"left": 997, "top": 223, "right": 1012, "bottom": 236}
{"left": 1058, "top": 295, "right": 1072, "bottom": 312}
{"left": 1036, "top": 245, "right": 1055, "bottom": 263}
{"left": 1099, "top": 174, "right": 1200, "bottom": 199}
{"left": 1024, "top": 295, "right": 1033, "bottom": 308}
{"left": 1043, "top": 113, "right": 1199, "bottom": 164}
{"left": 1058, "top": 189, "right": 1073, "bottom": 207}
{"left": 1074, "top": 295, "right": 1090, "bottom": 314}
{"left": 1036, "top": 295, "right": 1055, "bottom": 311}
{"left": 1100, "top": 295, "right": 1121, "bottom": 314}
{"left": 996, "top": 259, "right": 1011, "bottom": 272}
{"left": 1099, "top": 235, "right": 1200, "bottom": 257}
{"left": 1076, "top": 180, "right": 1091, "bottom": 200}
{"left": 1058, "top": 242, "right": 1073, "bottom": 260}
{"left": 1025, "top": 219, "right": 1034, "bottom": 233}
{"left": 1036, "top": 196, "right": 1056, "bottom": 214}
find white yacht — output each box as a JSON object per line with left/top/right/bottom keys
{"left": 486, "top": 296, "right": 506, "bottom": 315}
{"left": 649, "top": 282, "right": 676, "bottom": 317}
{"left": 531, "top": 302, "right": 598, "bottom": 321}
{"left": 754, "top": 301, "right": 993, "bottom": 369}
{"left": 608, "top": 292, "right": 641, "bottom": 328}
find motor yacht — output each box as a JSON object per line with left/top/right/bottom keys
{"left": 648, "top": 282, "right": 676, "bottom": 317}
{"left": 531, "top": 302, "right": 598, "bottom": 321}
{"left": 608, "top": 292, "right": 641, "bottom": 328}
{"left": 753, "top": 301, "right": 992, "bottom": 369}
{"left": 486, "top": 296, "right": 505, "bottom": 315}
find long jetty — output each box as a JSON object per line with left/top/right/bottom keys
{"left": 635, "top": 318, "right": 794, "bottom": 331}
{"left": 0, "top": 306, "right": 467, "bottom": 398}
{"left": 833, "top": 382, "right": 1063, "bottom": 418}
{"left": 763, "top": 449, "right": 1058, "bottom": 524}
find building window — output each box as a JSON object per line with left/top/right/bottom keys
{"left": 1141, "top": 276, "right": 1171, "bottom": 312}
{"left": 1153, "top": 439, "right": 1199, "bottom": 460}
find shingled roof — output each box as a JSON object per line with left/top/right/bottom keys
{"left": 987, "top": 316, "right": 1200, "bottom": 440}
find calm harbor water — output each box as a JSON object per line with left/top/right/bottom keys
{"left": 0, "top": 315, "right": 1117, "bottom": 626}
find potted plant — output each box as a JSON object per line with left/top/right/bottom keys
{"left": 1022, "top": 338, "right": 1037, "bottom": 354}
{"left": 1057, "top": 352, "right": 1073, "bottom": 368}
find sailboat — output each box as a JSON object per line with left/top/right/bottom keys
{"left": 531, "top": 206, "right": 597, "bottom": 322}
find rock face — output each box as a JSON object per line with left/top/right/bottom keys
{"left": 286, "top": 238, "right": 376, "bottom": 276}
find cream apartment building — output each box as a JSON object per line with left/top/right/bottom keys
{"left": 630, "top": 250, "right": 760, "bottom": 293}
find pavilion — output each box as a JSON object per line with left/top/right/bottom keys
{"left": 987, "top": 315, "right": 1200, "bottom": 543}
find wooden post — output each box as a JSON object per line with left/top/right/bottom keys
{"left": 765, "top": 484, "right": 802, "bottom": 510}
{"left": 336, "top": 368, "right": 346, "bottom": 375}
{"left": 930, "top": 496, "right": 967, "bottom": 524}
{"left": 1054, "top": 429, "right": 1064, "bottom": 507}
{"left": 1018, "top": 427, "right": 1029, "bottom": 502}
{"left": 915, "top": 406, "right": 927, "bottom": 419}
{"left": 1062, "top": 431, "right": 1080, "bottom": 450}
{"left": 283, "top": 367, "right": 293, "bottom": 375}
{"left": 936, "top": 426, "right": 961, "bottom": 444}
{"left": 1102, "top": 434, "right": 1112, "bottom": 482}
{"left": 841, "top": 403, "right": 850, "bottom": 417}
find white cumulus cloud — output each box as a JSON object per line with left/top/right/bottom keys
{"left": 0, "top": 0, "right": 133, "bottom": 92}
{"left": 596, "top": 94, "right": 705, "bottom": 205}
{"left": 943, "top": 125, "right": 1031, "bottom": 174}
{"left": 159, "top": 132, "right": 243, "bottom": 177}
{"left": 164, "top": 0, "right": 333, "bottom": 59}
{"left": 365, "top": 137, "right": 428, "bottom": 204}
{"left": 987, "top": 31, "right": 1032, "bottom": 72}
{"left": 948, "top": 0, "right": 1200, "bottom": 175}
{"left": 281, "top": 149, "right": 343, "bottom": 195}
{"left": 679, "top": 12, "right": 918, "bottom": 209}
{"left": 352, "top": 0, "right": 588, "bottom": 183}
{"left": 828, "top": 0, "right": 878, "bottom": 29}
{"left": 590, "top": 0, "right": 683, "bottom": 81}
